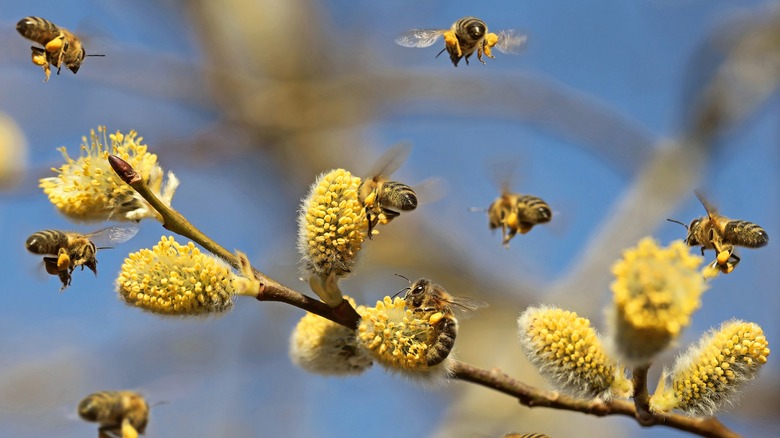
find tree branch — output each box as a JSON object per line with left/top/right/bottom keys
{"left": 108, "top": 155, "right": 361, "bottom": 329}
{"left": 450, "top": 361, "right": 739, "bottom": 438}
{"left": 109, "top": 154, "right": 740, "bottom": 437}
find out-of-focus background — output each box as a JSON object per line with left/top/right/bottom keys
{"left": 1, "top": 1, "right": 778, "bottom": 437}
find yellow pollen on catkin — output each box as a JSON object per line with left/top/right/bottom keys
{"left": 356, "top": 296, "right": 437, "bottom": 372}
{"left": 39, "top": 126, "right": 178, "bottom": 222}
{"left": 297, "top": 169, "right": 368, "bottom": 278}
{"left": 609, "top": 238, "right": 707, "bottom": 365}
{"left": 115, "top": 236, "right": 250, "bottom": 316}
{"left": 518, "top": 306, "right": 633, "bottom": 399}
{"left": 650, "top": 320, "right": 770, "bottom": 417}
{"left": 289, "top": 296, "right": 372, "bottom": 375}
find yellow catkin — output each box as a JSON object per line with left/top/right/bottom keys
{"left": 297, "top": 169, "right": 368, "bottom": 277}
{"left": 115, "top": 236, "right": 251, "bottom": 316}
{"left": 609, "top": 238, "right": 707, "bottom": 365}
{"left": 39, "top": 126, "right": 178, "bottom": 222}
{"left": 289, "top": 296, "right": 372, "bottom": 375}
{"left": 297, "top": 169, "right": 369, "bottom": 306}
{"left": 518, "top": 306, "right": 633, "bottom": 399}
{"left": 650, "top": 320, "right": 770, "bottom": 417}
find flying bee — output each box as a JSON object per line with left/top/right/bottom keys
{"left": 16, "top": 16, "right": 105, "bottom": 82}
{"left": 668, "top": 191, "right": 768, "bottom": 274}
{"left": 485, "top": 192, "right": 552, "bottom": 247}
{"left": 400, "top": 277, "right": 488, "bottom": 366}
{"left": 25, "top": 226, "right": 139, "bottom": 290}
{"left": 78, "top": 391, "right": 149, "bottom": 438}
{"left": 358, "top": 144, "right": 418, "bottom": 238}
{"left": 395, "top": 16, "right": 527, "bottom": 67}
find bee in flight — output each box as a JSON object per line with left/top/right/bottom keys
{"left": 358, "top": 144, "right": 418, "bottom": 238}
{"left": 78, "top": 391, "right": 149, "bottom": 438}
{"left": 16, "top": 16, "right": 104, "bottom": 82}
{"left": 395, "top": 16, "right": 527, "bottom": 67}
{"left": 25, "top": 226, "right": 139, "bottom": 290}
{"left": 400, "top": 277, "right": 487, "bottom": 366}
{"left": 668, "top": 191, "right": 768, "bottom": 274}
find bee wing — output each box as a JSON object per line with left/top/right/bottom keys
{"left": 412, "top": 177, "right": 448, "bottom": 206}
{"left": 395, "top": 29, "right": 447, "bottom": 48}
{"left": 493, "top": 30, "right": 528, "bottom": 54}
{"left": 366, "top": 143, "right": 412, "bottom": 178}
{"left": 694, "top": 190, "right": 719, "bottom": 217}
{"left": 86, "top": 225, "right": 140, "bottom": 248}
{"left": 448, "top": 296, "right": 489, "bottom": 314}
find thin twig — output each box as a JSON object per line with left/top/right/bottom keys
{"left": 108, "top": 155, "right": 361, "bottom": 329}
{"left": 451, "top": 361, "right": 739, "bottom": 438}
{"left": 632, "top": 364, "right": 654, "bottom": 424}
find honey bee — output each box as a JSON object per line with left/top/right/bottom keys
{"left": 78, "top": 391, "right": 149, "bottom": 438}
{"left": 358, "top": 144, "right": 418, "bottom": 238}
{"left": 396, "top": 16, "right": 527, "bottom": 67}
{"left": 475, "top": 179, "right": 552, "bottom": 248}
{"left": 16, "top": 16, "right": 104, "bottom": 82}
{"left": 25, "top": 226, "right": 139, "bottom": 290}
{"left": 668, "top": 191, "right": 768, "bottom": 274}
{"left": 402, "top": 277, "right": 487, "bottom": 366}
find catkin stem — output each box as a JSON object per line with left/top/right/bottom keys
{"left": 108, "top": 155, "right": 361, "bottom": 329}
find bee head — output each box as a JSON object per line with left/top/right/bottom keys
{"left": 65, "top": 47, "right": 86, "bottom": 73}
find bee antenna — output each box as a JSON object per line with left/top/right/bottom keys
{"left": 86, "top": 54, "right": 106, "bottom": 57}
{"left": 666, "top": 218, "right": 688, "bottom": 230}
{"left": 392, "top": 273, "right": 412, "bottom": 298}
{"left": 393, "top": 273, "right": 411, "bottom": 284}
{"left": 96, "top": 246, "right": 114, "bottom": 250}
{"left": 435, "top": 48, "right": 447, "bottom": 59}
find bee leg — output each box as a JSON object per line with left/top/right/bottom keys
{"left": 719, "top": 252, "right": 739, "bottom": 274}
{"left": 380, "top": 208, "right": 400, "bottom": 223}
{"left": 503, "top": 227, "right": 517, "bottom": 248}
{"left": 43, "top": 257, "right": 60, "bottom": 276}
{"left": 57, "top": 249, "right": 71, "bottom": 272}
{"left": 44, "top": 35, "right": 65, "bottom": 53}
{"left": 56, "top": 41, "right": 69, "bottom": 75}
{"left": 482, "top": 42, "right": 495, "bottom": 61}
{"left": 428, "top": 311, "right": 444, "bottom": 324}
{"left": 57, "top": 270, "right": 71, "bottom": 291}
{"left": 120, "top": 417, "right": 140, "bottom": 438}
{"left": 97, "top": 425, "right": 120, "bottom": 438}
{"left": 30, "top": 47, "right": 51, "bottom": 82}
{"left": 365, "top": 209, "right": 378, "bottom": 239}
{"left": 443, "top": 31, "right": 461, "bottom": 57}
{"left": 477, "top": 41, "right": 490, "bottom": 65}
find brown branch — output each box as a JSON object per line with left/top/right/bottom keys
{"left": 451, "top": 361, "right": 740, "bottom": 438}
{"left": 632, "top": 364, "right": 653, "bottom": 424}
{"left": 109, "top": 155, "right": 741, "bottom": 436}
{"left": 108, "top": 155, "right": 361, "bottom": 329}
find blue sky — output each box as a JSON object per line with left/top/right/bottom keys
{"left": 1, "top": 1, "right": 778, "bottom": 437}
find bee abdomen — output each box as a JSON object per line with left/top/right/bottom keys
{"left": 426, "top": 317, "right": 458, "bottom": 366}
{"left": 25, "top": 230, "right": 68, "bottom": 255}
{"left": 724, "top": 221, "right": 769, "bottom": 248}
{"left": 381, "top": 182, "right": 418, "bottom": 211}
{"left": 16, "top": 16, "right": 59, "bottom": 44}
{"left": 516, "top": 195, "right": 552, "bottom": 223}
{"left": 455, "top": 17, "right": 488, "bottom": 42}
